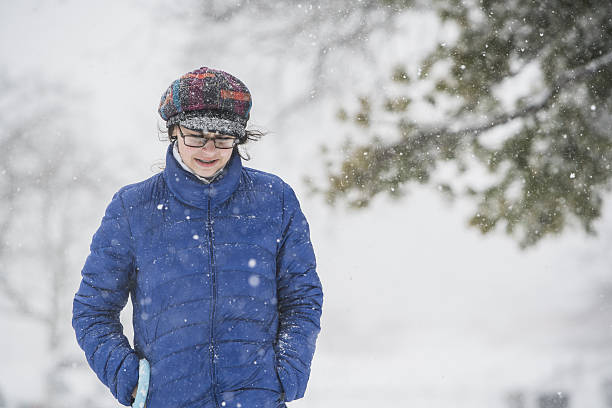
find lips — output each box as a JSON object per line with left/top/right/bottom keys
{"left": 195, "top": 158, "right": 218, "bottom": 167}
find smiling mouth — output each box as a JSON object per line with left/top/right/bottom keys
{"left": 195, "top": 158, "right": 218, "bottom": 166}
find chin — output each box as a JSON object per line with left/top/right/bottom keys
{"left": 196, "top": 170, "right": 217, "bottom": 178}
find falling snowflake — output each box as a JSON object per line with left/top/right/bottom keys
{"left": 249, "top": 275, "right": 260, "bottom": 287}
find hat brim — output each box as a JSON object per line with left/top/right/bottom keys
{"left": 167, "top": 112, "right": 246, "bottom": 139}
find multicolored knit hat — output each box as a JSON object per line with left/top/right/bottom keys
{"left": 158, "top": 67, "right": 252, "bottom": 139}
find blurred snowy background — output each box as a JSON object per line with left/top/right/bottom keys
{"left": 1, "top": 1, "right": 611, "bottom": 407}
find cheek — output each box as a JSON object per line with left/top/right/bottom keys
{"left": 179, "top": 147, "right": 196, "bottom": 163}
{"left": 219, "top": 150, "right": 233, "bottom": 164}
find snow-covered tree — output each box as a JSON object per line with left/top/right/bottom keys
{"left": 321, "top": 0, "right": 612, "bottom": 248}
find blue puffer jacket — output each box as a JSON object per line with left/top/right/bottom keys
{"left": 72, "top": 143, "right": 323, "bottom": 408}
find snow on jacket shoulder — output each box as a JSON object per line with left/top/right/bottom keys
{"left": 72, "top": 144, "right": 323, "bottom": 408}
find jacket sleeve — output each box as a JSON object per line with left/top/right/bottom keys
{"left": 274, "top": 183, "right": 324, "bottom": 402}
{"left": 72, "top": 191, "right": 139, "bottom": 406}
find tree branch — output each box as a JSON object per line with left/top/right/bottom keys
{"left": 561, "top": 49, "right": 612, "bottom": 84}
{"left": 271, "top": 6, "right": 396, "bottom": 123}
{"left": 404, "top": 49, "right": 612, "bottom": 142}
{"left": 345, "top": 49, "right": 612, "bottom": 168}
{"left": 0, "top": 274, "right": 50, "bottom": 324}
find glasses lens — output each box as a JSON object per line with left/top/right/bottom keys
{"left": 183, "top": 135, "right": 206, "bottom": 147}
{"left": 214, "top": 137, "right": 236, "bottom": 149}
{"left": 181, "top": 130, "right": 236, "bottom": 149}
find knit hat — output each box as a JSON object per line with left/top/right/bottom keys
{"left": 158, "top": 67, "right": 252, "bottom": 139}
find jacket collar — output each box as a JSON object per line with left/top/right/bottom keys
{"left": 162, "top": 143, "right": 242, "bottom": 210}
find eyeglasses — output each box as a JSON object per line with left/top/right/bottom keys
{"left": 177, "top": 126, "right": 238, "bottom": 149}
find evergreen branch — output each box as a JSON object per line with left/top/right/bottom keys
{"left": 398, "top": 49, "right": 612, "bottom": 145}
{"left": 560, "top": 49, "right": 612, "bottom": 85}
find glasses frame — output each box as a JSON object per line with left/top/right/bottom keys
{"left": 176, "top": 125, "right": 238, "bottom": 149}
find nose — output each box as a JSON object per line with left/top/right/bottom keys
{"left": 201, "top": 139, "right": 216, "bottom": 150}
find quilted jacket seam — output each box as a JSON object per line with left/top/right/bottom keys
{"left": 111, "top": 349, "right": 132, "bottom": 400}
{"left": 117, "top": 192, "right": 135, "bottom": 257}
{"left": 279, "top": 182, "right": 286, "bottom": 244}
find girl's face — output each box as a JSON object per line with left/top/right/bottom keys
{"left": 174, "top": 125, "right": 235, "bottom": 178}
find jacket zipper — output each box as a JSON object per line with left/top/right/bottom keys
{"left": 207, "top": 194, "right": 220, "bottom": 408}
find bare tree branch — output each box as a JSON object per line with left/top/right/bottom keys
{"left": 0, "top": 274, "right": 50, "bottom": 323}
{"left": 270, "top": 6, "right": 398, "bottom": 123}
